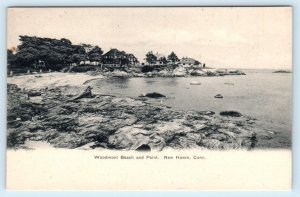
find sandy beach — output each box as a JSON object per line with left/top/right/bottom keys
{"left": 7, "top": 72, "right": 104, "bottom": 89}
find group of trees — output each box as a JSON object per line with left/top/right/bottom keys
{"left": 8, "top": 35, "right": 188, "bottom": 72}
{"left": 145, "top": 51, "right": 157, "bottom": 65}
{"left": 7, "top": 36, "right": 103, "bottom": 70}
{"left": 145, "top": 51, "right": 179, "bottom": 65}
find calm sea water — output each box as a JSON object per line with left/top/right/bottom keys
{"left": 91, "top": 69, "right": 292, "bottom": 148}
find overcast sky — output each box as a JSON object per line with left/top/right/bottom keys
{"left": 7, "top": 7, "right": 292, "bottom": 69}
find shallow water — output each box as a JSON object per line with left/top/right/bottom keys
{"left": 90, "top": 69, "right": 292, "bottom": 148}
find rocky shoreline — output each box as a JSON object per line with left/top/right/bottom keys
{"left": 7, "top": 81, "right": 258, "bottom": 151}
{"left": 86, "top": 68, "right": 246, "bottom": 78}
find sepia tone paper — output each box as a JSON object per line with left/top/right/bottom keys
{"left": 6, "top": 7, "right": 292, "bottom": 190}
{"left": 6, "top": 150, "right": 291, "bottom": 191}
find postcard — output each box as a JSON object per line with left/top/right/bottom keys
{"left": 6, "top": 7, "right": 292, "bottom": 190}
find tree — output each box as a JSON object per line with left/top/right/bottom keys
{"left": 167, "top": 51, "right": 179, "bottom": 64}
{"left": 88, "top": 46, "right": 103, "bottom": 65}
{"left": 70, "top": 45, "right": 87, "bottom": 65}
{"left": 14, "top": 36, "right": 60, "bottom": 68}
{"left": 14, "top": 46, "right": 40, "bottom": 67}
{"left": 145, "top": 51, "right": 157, "bottom": 65}
{"left": 7, "top": 49, "right": 15, "bottom": 65}
{"left": 13, "top": 35, "right": 89, "bottom": 68}
{"left": 10, "top": 35, "right": 107, "bottom": 71}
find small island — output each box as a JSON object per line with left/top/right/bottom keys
{"left": 273, "top": 70, "right": 292, "bottom": 73}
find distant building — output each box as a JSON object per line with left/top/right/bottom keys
{"left": 154, "top": 53, "right": 167, "bottom": 65}
{"left": 178, "top": 57, "right": 202, "bottom": 67}
{"left": 127, "top": 53, "right": 139, "bottom": 65}
{"left": 101, "top": 48, "right": 139, "bottom": 67}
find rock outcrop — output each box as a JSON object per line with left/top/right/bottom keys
{"left": 7, "top": 84, "right": 257, "bottom": 150}
{"left": 96, "top": 68, "right": 246, "bottom": 78}
{"left": 172, "top": 67, "right": 186, "bottom": 77}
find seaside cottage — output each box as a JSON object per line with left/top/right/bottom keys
{"left": 154, "top": 53, "right": 167, "bottom": 65}
{"left": 178, "top": 57, "right": 202, "bottom": 68}
{"left": 101, "top": 48, "right": 139, "bottom": 68}
{"left": 127, "top": 53, "right": 139, "bottom": 65}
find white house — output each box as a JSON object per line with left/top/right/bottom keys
{"left": 178, "top": 57, "right": 202, "bottom": 68}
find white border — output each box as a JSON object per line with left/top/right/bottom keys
{"left": 0, "top": 0, "right": 298, "bottom": 196}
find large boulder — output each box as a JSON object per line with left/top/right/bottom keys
{"left": 158, "top": 70, "right": 172, "bottom": 77}
{"left": 190, "top": 69, "right": 206, "bottom": 76}
{"left": 108, "top": 126, "right": 165, "bottom": 151}
{"left": 139, "top": 92, "right": 166, "bottom": 98}
{"left": 227, "top": 70, "right": 246, "bottom": 75}
{"left": 173, "top": 67, "right": 187, "bottom": 77}
{"left": 110, "top": 70, "right": 130, "bottom": 77}
{"left": 220, "top": 111, "right": 242, "bottom": 117}
{"left": 214, "top": 94, "right": 223, "bottom": 99}
{"left": 132, "top": 73, "right": 145, "bottom": 77}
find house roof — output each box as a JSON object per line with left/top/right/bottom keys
{"left": 102, "top": 49, "right": 139, "bottom": 63}
{"left": 179, "top": 57, "right": 201, "bottom": 64}
{"left": 127, "top": 53, "right": 136, "bottom": 57}
{"left": 103, "top": 48, "right": 126, "bottom": 58}
{"left": 181, "top": 57, "right": 196, "bottom": 61}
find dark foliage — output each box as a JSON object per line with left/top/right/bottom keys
{"left": 141, "top": 65, "right": 155, "bottom": 73}
{"left": 167, "top": 51, "right": 179, "bottom": 63}
{"left": 145, "top": 51, "right": 157, "bottom": 65}
{"left": 8, "top": 35, "right": 103, "bottom": 71}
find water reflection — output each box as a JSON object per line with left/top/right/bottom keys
{"left": 159, "top": 78, "right": 178, "bottom": 87}
{"left": 143, "top": 77, "right": 178, "bottom": 87}
{"left": 103, "top": 77, "right": 130, "bottom": 89}
{"left": 144, "top": 79, "right": 157, "bottom": 84}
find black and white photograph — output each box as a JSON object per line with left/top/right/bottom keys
{"left": 5, "top": 7, "right": 292, "bottom": 190}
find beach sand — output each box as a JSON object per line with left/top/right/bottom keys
{"left": 7, "top": 72, "right": 103, "bottom": 89}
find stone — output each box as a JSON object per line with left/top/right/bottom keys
{"left": 73, "top": 86, "right": 94, "bottom": 100}
{"left": 214, "top": 94, "right": 223, "bottom": 99}
{"left": 49, "top": 132, "right": 88, "bottom": 148}
{"left": 173, "top": 67, "right": 186, "bottom": 77}
{"left": 7, "top": 83, "right": 21, "bottom": 92}
{"left": 220, "top": 111, "right": 242, "bottom": 117}
{"left": 139, "top": 92, "right": 166, "bottom": 98}
{"left": 190, "top": 70, "right": 206, "bottom": 76}
{"left": 199, "top": 139, "right": 222, "bottom": 149}
{"left": 110, "top": 70, "right": 130, "bottom": 77}
{"left": 135, "top": 144, "right": 151, "bottom": 151}
{"left": 190, "top": 81, "right": 201, "bottom": 85}
{"left": 157, "top": 70, "right": 172, "bottom": 77}
{"left": 227, "top": 70, "right": 246, "bottom": 75}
